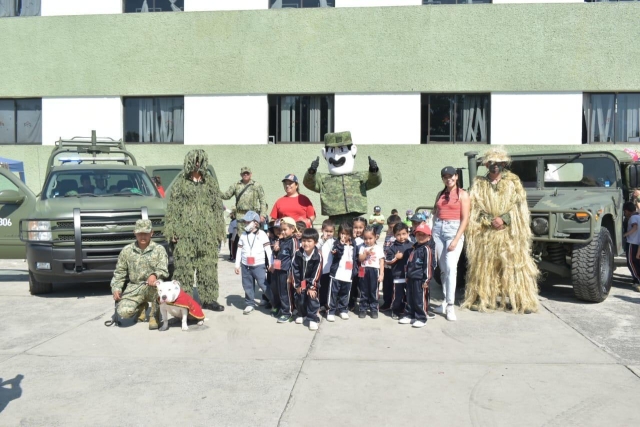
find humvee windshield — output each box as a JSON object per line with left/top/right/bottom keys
{"left": 543, "top": 157, "right": 617, "bottom": 188}
{"left": 43, "top": 169, "right": 159, "bottom": 199}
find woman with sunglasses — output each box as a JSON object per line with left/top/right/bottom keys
{"left": 270, "top": 174, "right": 316, "bottom": 228}
{"left": 432, "top": 166, "right": 470, "bottom": 321}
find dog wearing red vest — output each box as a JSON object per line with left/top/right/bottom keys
{"left": 157, "top": 280, "right": 207, "bottom": 331}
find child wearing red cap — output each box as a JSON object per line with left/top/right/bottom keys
{"left": 399, "top": 223, "right": 435, "bottom": 328}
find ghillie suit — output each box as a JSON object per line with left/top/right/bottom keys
{"left": 462, "top": 148, "right": 539, "bottom": 314}
{"left": 164, "top": 149, "right": 225, "bottom": 306}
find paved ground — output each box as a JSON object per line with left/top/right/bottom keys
{"left": 1, "top": 249, "right": 639, "bottom": 426}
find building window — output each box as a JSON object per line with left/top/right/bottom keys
{"left": 0, "top": 0, "right": 41, "bottom": 17}
{"left": 269, "top": 0, "right": 334, "bottom": 9}
{"left": 124, "top": 0, "right": 183, "bottom": 13}
{"left": 422, "top": 0, "right": 491, "bottom": 4}
{"left": 124, "top": 97, "right": 184, "bottom": 143}
{"left": 0, "top": 99, "right": 42, "bottom": 144}
{"left": 268, "top": 95, "right": 334, "bottom": 143}
{"left": 583, "top": 93, "right": 640, "bottom": 144}
{"left": 421, "top": 94, "right": 489, "bottom": 144}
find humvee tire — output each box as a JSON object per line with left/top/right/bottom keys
{"left": 571, "top": 228, "right": 613, "bottom": 302}
{"left": 29, "top": 271, "right": 53, "bottom": 295}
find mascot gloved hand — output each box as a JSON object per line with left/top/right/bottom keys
{"left": 303, "top": 131, "right": 382, "bottom": 226}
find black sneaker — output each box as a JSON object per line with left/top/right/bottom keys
{"left": 358, "top": 311, "right": 366, "bottom": 319}
{"left": 379, "top": 305, "right": 391, "bottom": 312}
{"left": 370, "top": 311, "right": 378, "bottom": 319}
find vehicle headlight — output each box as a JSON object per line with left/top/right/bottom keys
{"left": 28, "top": 221, "right": 52, "bottom": 241}
{"left": 531, "top": 217, "right": 549, "bottom": 236}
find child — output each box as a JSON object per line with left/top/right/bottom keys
{"left": 380, "top": 214, "right": 402, "bottom": 311}
{"left": 349, "top": 217, "right": 368, "bottom": 311}
{"left": 291, "top": 228, "right": 323, "bottom": 330}
{"left": 391, "top": 209, "right": 398, "bottom": 216}
{"left": 404, "top": 209, "right": 414, "bottom": 228}
{"left": 358, "top": 226, "right": 385, "bottom": 318}
{"left": 318, "top": 219, "right": 335, "bottom": 311}
{"left": 327, "top": 222, "right": 358, "bottom": 322}
{"left": 234, "top": 211, "right": 273, "bottom": 315}
{"left": 399, "top": 223, "right": 435, "bottom": 328}
{"left": 269, "top": 217, "right": 299, "bottom": 323}
{"left": 623, "top": 201, "right": 640, "bottom": 291}
{"left": 384, "top": 222, "right": 414, "bottom": 319}
{"left": 295, "top": 220, "right": 307, "bottom": 244}
{"left": 369, "top": 206, "right": 385, "bottom": 237}
{"left": 228, "top": 211, "right": 238, "bottom": 262}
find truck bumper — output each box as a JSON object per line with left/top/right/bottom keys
{"left": 27, "top": 242, "right": 174, "bottom": 284}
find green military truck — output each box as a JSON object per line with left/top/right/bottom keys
{"left": 0, "top": 132, "right": 172, "bottom": 294}
{"left": 465, "top": 150, "right": 637, "bottom": 303}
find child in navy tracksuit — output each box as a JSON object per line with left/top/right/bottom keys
{"left": 399, "top": 223, "right": 435, "bottom": 329}
{"left": 384, "top": 222, "right": 415, "bottom": 320}
{"left": 327, "top": 222, "right": 358, "bottom": 322}
{"left": 380, "top": 215, "right": 402, "bottom": 311}
{"left": 317, "top": 220, "right": 335, "bottom": 311}
{"left": 270, "top": 217, "right": 299, "bottom": 323}
{"left": 291, "top": 228, "right": 323, "bottom": 331}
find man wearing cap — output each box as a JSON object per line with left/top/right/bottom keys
{"left": 304, "top": 131, "right": 382, "bottom": 227}
{"left": 110, "top": 219, "right": 169, "bottom": 330}
{"left": 221, "top": 167, "right": 267, "bottom": 221}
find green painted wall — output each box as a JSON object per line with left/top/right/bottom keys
{"left": 0, "top": 4, "right": 639, "bottom": 96}
{"left": 0, "top": 144, "right": 625, "bottom": 222}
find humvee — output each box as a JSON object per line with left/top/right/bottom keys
{"left": 0, "top": 132, "right": 173, "bottom": 294}
{"left": 464, "top": 150, "right": 636, "bottom": 303}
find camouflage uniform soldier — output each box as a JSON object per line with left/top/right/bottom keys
{"left": 304, "top": 131, "right": 382, "bottom": 226}
{"left": 221, "top": 166, "right": 267, "bottom": 220}
{"left": 110, "top": 219, "right": 169, "bottom": 330}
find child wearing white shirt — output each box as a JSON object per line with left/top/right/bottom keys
{"left": 234, "top": 211, "right": 273, "bottom": 315}
{"left": 357, "top": 227, "right": 385, "bottom": 319}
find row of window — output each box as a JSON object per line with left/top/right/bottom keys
{"left": 2, "top": 93, "right": 640, "bottom": 145}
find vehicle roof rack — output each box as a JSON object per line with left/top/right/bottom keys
{"left": 47, "top": 130, "right": 137, "bottom": 177}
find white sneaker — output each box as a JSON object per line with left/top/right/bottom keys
{"left": 309, "top": 321, "right": 319, "bottom": 331}
{"left": 412, "top": 320, "right": 426, "bottom": 328}
{"left": 327, "top": 314, "right": 335, "bottom": 322}
{"left": 433, "top": 303, "right": 447, "bottom": 315}
{"left": 446, "top": 305, "right": 457, "bottom": 321}
{"left": 295, "top": 317, "right": 304, "bottom": 324}
{"left": 339, "top": 312, "right": 350, "bottom": 320}
{"left": 398, "top": 317, "right": 412, "bottom": 325}
{"left": 243, "top": 306, "right": 254, "bottom": 315}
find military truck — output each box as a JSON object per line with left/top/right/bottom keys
{"left": 0, "top": 132, "right": 172, "bottom": 295}
{"left": 464, "top": 150, "right": 636, "bottom": 303}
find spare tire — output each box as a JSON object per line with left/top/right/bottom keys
{"left": 571, "top": 228, "right": 613, "bottom": 302}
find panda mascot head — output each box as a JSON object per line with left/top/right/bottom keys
{"left": 322, "top": 131, "right": 357, "bottom": 176}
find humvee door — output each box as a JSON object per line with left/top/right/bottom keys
{"left": 0, "top": 168, "right": 36, "bottom": 259}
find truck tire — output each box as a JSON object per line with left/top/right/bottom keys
{"left": 571, "top": 228, "right": 613, "bottom": 302}
{"left": 29, "top": 271, "right": 53, "bottom": 295}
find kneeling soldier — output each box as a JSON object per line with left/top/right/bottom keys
{"left": 110, "top": 219, "right": 169, "bottom": 330}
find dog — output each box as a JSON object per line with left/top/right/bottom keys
{"left": 156, "top": 280, "right": 206, "bottom": 331}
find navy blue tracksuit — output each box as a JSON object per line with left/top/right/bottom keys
{"left": 329, "top": 241, "right": 358, "bottom": 315}
{"left": 359, "top": 267, "right": 380, "bottom": 313}
{"left": 290, "top": 247, "right": 323, "bottom": 322}
{"left": 271, "top": 236, "right": 299, "bottom": 316}
{"left": 404, "top": 240, "right": 435, "bottom": 323}
{"left": 385, "top": 239, "right": 415, "bottom": 317}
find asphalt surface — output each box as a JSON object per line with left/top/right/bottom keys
{"left": 0, "top": 249, "right": 639, "bottom": 426}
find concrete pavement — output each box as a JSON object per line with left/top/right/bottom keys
{"left": 0, "top": 253, "right": 639, "bottom": 426}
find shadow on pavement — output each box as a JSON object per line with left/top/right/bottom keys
{"left": 0, "top": 274, "right": 28, "bottom": 282}
{"left": 615, "top": 295, "right": 640, "bottom": 304}
{"left": 225, "top": 294, "right": 245, "bottom": 310}
{"left": 0, "top": 374, "right": 24, "bottom": 414}
{"left": 36, "top": 282, "right": 112, "bottom": 299}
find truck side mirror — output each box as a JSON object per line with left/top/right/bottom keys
{"left": 0, "top": 190, "right": 26, "bottom": 205}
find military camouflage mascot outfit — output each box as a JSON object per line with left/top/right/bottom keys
{"left": 462, "top": 148, "right": 539, "bottom": 314}
{"left": 164, "top": 149, "right": 226, "bottom": 311}
{"left": 304, "top": 131, "right": 382, "bottom": 226}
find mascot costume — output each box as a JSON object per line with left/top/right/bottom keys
{"left": 164, "top": 149, "right": 226, "bottom": 312}
{"left": 462, "top": 147, "right": 539, "bottom": 314}
{"left": 303, "top": 131, "right": 382, "bottom": 226}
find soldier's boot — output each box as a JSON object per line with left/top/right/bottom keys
{"left": 136, "top": 303, "right": 148, "bottom": 322}
{"left": 148, "top": 300, "right": 160, "bottom": 330}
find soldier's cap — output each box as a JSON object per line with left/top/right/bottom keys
{"left": 410, "top": 213, "right": 427, "bottom": 223}
{"left": 279, "top": 217, "right": 298, "bottom": 231}
{"left": 242, "top": 211, "right": 260, "bottom": 223}
{"left": 282, "top": 174, "right": 298, "bottom": 183}
{"left": 134, "top": 219, "right": 153, "bottom": 234}
{"left": 441, "top": 166, "right": 457, "bottom": 177}
{"left": 241, "top": 166, "right": 251, "bottom": 174}
{"left": 415, "top": 223, "right": 432, "bottom": 236}
{"left": 324, "top": 131, "right": 353, "bottom": 148}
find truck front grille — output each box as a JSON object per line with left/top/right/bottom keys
{"left": 527, "top": 195, "right": 544, "bottom": 209}
{"left": 51, "top": 213, "right": 165, "bottom": 246}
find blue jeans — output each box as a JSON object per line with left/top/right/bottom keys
{"left": 241, "top": 264, "right": 272, "bottom": 307}
{"left": 432, "top": 219, "right": 464, "bottom": 306}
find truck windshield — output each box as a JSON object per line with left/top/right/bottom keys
{"left": 544, "top": 157, "right": 617, "bottom": 188}
{"left": 43, "top": 170, "right": 159, "bottom": 199}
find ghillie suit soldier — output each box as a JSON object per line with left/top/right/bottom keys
{"left": 303, "top": 131, "right": 382, "bottom": 226}
{"left": 462, "top": 148, "right": 539, "bottom": 314}
{"left": 164, "top": 149, "right": 226, "bottom": 312}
